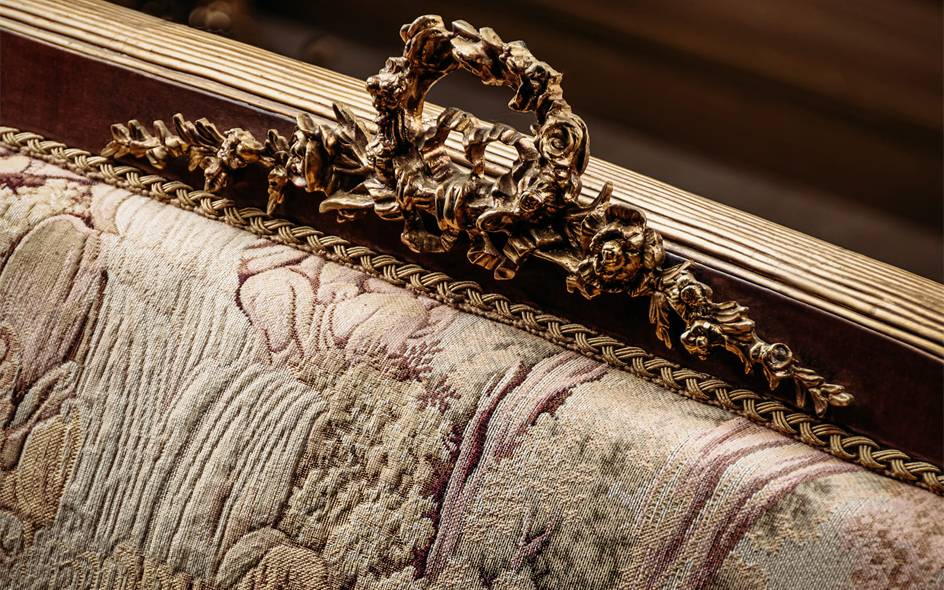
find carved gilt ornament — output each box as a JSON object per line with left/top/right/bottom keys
{"left": 103, "top": 15, "right": 853, "bottom": 415}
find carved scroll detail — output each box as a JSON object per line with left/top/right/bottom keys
{"left": 102, "top": 15, "right": 852, "bottom": 415}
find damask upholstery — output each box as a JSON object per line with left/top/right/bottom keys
{"left": 0, "top": 148, "right": 941, "bottom": 589}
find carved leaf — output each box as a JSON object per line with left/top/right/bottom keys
{"left": 649, "top": 292, "right": 674, "bottom": 349}
{"left": 98, "top": 14, "right": 853, "bottom": 416}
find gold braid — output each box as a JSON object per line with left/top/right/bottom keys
{"left": 1, "top": 127, "right": 940, "bottom": 495}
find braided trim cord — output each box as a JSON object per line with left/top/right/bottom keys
{"left": 1, "top": 127, "right": 940, "bottom": 495}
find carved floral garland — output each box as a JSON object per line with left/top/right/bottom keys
{"left": 103, "top": 15, "right": 852, "bottom": 415}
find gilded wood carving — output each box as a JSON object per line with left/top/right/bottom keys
{"left": 103, "top": 15, "right": 852, "bottom": 415}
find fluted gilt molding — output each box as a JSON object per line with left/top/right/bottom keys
{"left": 103, "top": 15, "right": 853, "bottom": 415}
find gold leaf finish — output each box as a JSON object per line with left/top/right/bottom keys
{"left": 103, "top": 15, "right": 852, "bottom": 415}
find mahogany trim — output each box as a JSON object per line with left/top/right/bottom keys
{"left": 1, "top": 31, "right": 941, "bottom": 466}
{"left": 0, "top": 0, "right": 940, "bottom": 359}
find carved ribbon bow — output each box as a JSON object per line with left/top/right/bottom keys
{"left": 103, "top": 15, "right": 852, "bottom": 415}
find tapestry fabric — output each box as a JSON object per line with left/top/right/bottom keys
{"left": 0, "top": 149, "right": 940, "bottom": 590}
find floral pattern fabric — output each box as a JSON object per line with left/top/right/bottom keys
{"left": 0, "top": 150, "right": 941, "bottom": 589}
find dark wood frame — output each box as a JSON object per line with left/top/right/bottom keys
{"left": 1, "top": 7, "right": 941, "bottom": 466}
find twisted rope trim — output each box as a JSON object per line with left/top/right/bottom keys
{"left": 2, "top": 127, "right": 940, "bottom": 495}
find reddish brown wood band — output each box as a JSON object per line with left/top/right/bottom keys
{"left": 1, "top": 32, "right": 940, "bottom": 466}
{"left": 6, "top": 0, "right": 940, "bottom": 357}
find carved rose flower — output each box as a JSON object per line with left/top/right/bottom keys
{"left": 366, "top": 58, "right": 410, "bottom": 112}
{"left": 566, "top": 203, "right": 665, "bottom": 299}
{"left": 218, "top": 129, "right": 265, "bottom": 169}
{"left": 751, "top": 341, "right": 795, "bottom": 388}
{"left": 537, "top": 119, "right": 585, "bottom": 169}
{"left": 674, "top": 274, "right": 716, "bottom": 320}
{"left": 680, "top": 320, "right": 724, "bottom": 360}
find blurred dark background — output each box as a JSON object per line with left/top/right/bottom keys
{"left": 111, "top": 0, "right": 943, "bottom": 280}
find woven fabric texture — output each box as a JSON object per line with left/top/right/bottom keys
{"left": 0, "top": 150, "right": 941, "bottom": 589}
